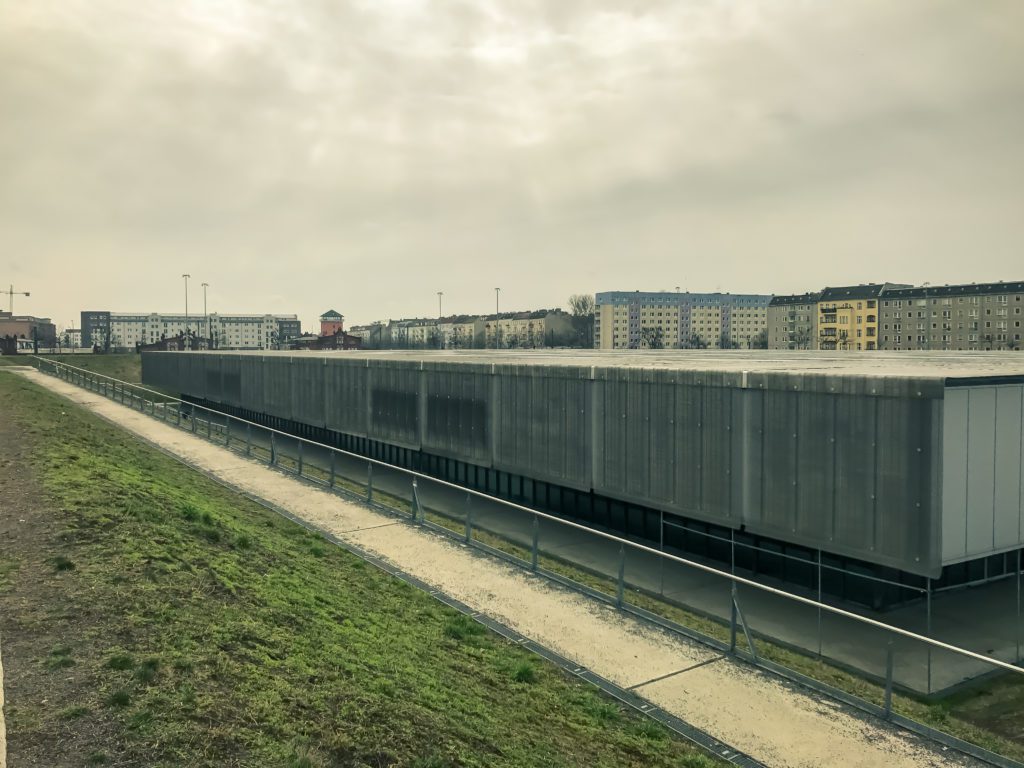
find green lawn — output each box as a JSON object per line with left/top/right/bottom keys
{"left": 0, "top": 353, "right": 143, "bottom": 383}
{"left": 0, "top": 371, "right": 720, "bottom": 768}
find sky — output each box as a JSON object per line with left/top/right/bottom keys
{"left": 1, "top": 0, "right": 1022, "bottom": 332}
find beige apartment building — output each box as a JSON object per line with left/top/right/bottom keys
{"left": 767, "top": 293, "right": 820, "bottom": 349}
{"left": 879, "top": 281, "right": 1024, "bottom": 351}
{"left": 439, "top": 316, "right": 485, "bottom": 348}
{"left": 594, "top": 291, "right": 771, "bottom": 349}
{"left": 485, "top": 310, "right": 573, "bottom": 348}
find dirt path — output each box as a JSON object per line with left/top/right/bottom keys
{"left": 12, "top": 367, "right": 983, "bottom": 768}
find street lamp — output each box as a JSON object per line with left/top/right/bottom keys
{"left": 494, "top": 287, "right": 501, "bottom": 349}
{"left": 202, "top": 282, "right": 209, "bottom": 348}
{"left": 182, "top": 274, "right": 191, "bottom": 350}
{"left": 438, "top": 291, "right": 443, "bottom": 318}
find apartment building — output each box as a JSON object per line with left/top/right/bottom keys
{"left": 388, "top": 318, "right": 439, "bottom": 348}
{"left": 439, "top": 316, "right": 485, "bottom": 348}
{"left": 81, "top": 311, "right": 301, "bottom": 350}
{"left": 484, "top": 310, "right": 574, "bottom": 348}
{"left": 594, "top": 291, "right": 771, "bottom": 350}
{"left": 767, "top": 293, "right": 820, "bottom": 350}
{"left": 815, "top": 285, "right": 899, "bottom": 351}
{"left": 879, "top": 281, "right": 1024, "bottom": 351}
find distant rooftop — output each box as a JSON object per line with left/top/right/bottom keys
{"left": 153, "top": 349, "right": 1024, "bottom": 384}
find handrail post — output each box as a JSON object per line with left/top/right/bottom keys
{"left": 206, "top": 411, "right": 212, "bottom": 439}
{"left": 366, "top": 462, "right": 373, "bottom": 502}
{"left": 297, "top": 440, "right": 303, "bottom": 476}
{"left": 411, "top": 477, "right": 419, "bottom": 522}
{"left": 270, "top": 432, "right": 276, "bottom": 465}
{"left": 246, "top": 423, "right": 252, "bottom": 456}
{"left": 616, "top": 542, "right": 625, "bottom": 608}
{"left": 730, "top": 584, "right": 738, "bottom": 654}
{"left": 531, "top": 515, "right": 539, "bottom": 571}
{"left": 191, "top": 407, "right": 197, "bottom": 433}
{"left": 329, "top": 451, "right": 336, "bottom": 488}
{"left": 224, "top": 419, "right": 231, "bottom": 447}
{"left": 464, "top": 492, "right": 472, "bottom": 543}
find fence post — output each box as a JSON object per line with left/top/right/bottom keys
{"left": 297, "top": 441, "right": 303, "bottom": 476}
{"left": 729, "top": 584, "right": 738, "bottom": 654}
{"left": 411, "top": 477, "right": 419, "bottom": 522}
{"left": 329, "top": 451, "right": 336, "bottom": 489}
{"left": 270, "top": 432, "right": 276, "bottom": 466}
{"left": 884, "top": 641, "right": 894, "bottom": 720}
{"left": 191, "top": 407, "right": 197, "bottom": 433}
{"left": 176, "top": 403, "right": 181, "bottom": 427}
{"left": 531, "top": 514, "right": 539, "bottom": 571}
{"left": 817, "top": 550, "right": 823, "bottom": 658}
{"left": 464, "top": 492, "right": 472, "bottom": 543}
{"left": 206, "top": 412, "right": 212, "bottom": 439}
{"left": 366, "top": 462, "right": 373, "bottom": 503}
{"left": 224, "top": 419, "right": 231, "bottom": 447}
{"left": 616, "top": 542, "right": 625, "bottom": 608}
{"left": 246, "top": 424, "right": 252, "bottom": 456}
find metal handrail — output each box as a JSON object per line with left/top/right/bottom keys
{"left": 32, "top": 355, "right": 1024, "bottom": 678}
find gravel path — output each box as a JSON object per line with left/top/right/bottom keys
{"left": 16, "top": 367, "right": 984, "bottom": 768}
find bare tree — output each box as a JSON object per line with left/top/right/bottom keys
{"left": 568, "top": 294, "right": 596, "bottom": 348}
{"left": 639, "top": 326, "right": 664, "bottom": 349}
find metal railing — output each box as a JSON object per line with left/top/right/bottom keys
{"left": 31, "top": 356, "right": 1024, "bottom": 768}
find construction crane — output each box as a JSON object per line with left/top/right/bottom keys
{"left": 2, "top": 284, "right": 30, "bottom": 313}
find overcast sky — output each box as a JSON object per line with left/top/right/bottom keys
{"left": 2, "top": 0, "right": 1022, "bottom": 331}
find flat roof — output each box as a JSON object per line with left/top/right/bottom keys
{"left": 154, "top": 349, "right": 1024, "bottom": 382}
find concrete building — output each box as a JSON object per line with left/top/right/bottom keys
{"left": 143, "top": 350, "right": 1024, "bottom": 599}
{"left": 767, "top": 293, "right": 820, "bottom": 350}
{"left": 0, "top": 311, "right": 57, "bottom": 347}
{"left": 594, "top": 291, "right": 771, "bottom": 350}
{"left": 81, "top": 311, "right": 301, "bottom": 351}
{"left": 485, "top": 310, "right": 574, "bottom": 348}
{"left": 814, "top": 284, "right": 908, "bottom": 351}
{"left": 878, "top": 280, "right": 1024, "bottom": 351}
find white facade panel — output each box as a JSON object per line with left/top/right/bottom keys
{"left": 965, "top": 387, "right": 997, "bottom": 557}
{"left": 994, "top": 386, "right": 1023, "bottom": 550}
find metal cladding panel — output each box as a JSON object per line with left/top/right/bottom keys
{"left": 220, "top": 355, "right": 242, "bottom": 407}
{"left": 324, "top": 359, "right": 368, "bottom": 437}
{"left": 423, "top": 363, "right": 491, "bottom": 464}
{"left": 182, "top": 353, "right": 206, "bottom": 399}
{"left": 262, "top": 356, "right": 293, "bottom": 422}
{"left": 494, "top": 365, "right": 590, "bottom": 490}
{"left": 760, "top": 390, "right": 797, "bottom": 532}
{"left": 795, "top": 393, "right": 837, "bottom": 543}
{"left": 700, "top": 385, "right": 733, "bottom": 519}
{"left": 647, "top": 378, "right": 676, "bottom": 505}
{"left": 368, "top": 361, "right": 421, "bottom": 448}
{"left": 291, "top": 357, "right": 326, "bottom": 427}
{"left": 671, "top": 381, "right": 703, "bottom": 515}
{"left": 204, "top": 355, "right": 224, "bottom": 403}
{"left": 832, "top": 396, "right": 877, "bottom": 555}
{"left": 994, "top": 386, "right": 1023, "bottom": 551}
{"left": 941, "top": 389, "right": 969, "bottom": 560}
{"left": 874, "top": 397, "right": 933, "bottom": 568}
{"left": 239, "top": 355, "right": 266, "bottom": 415}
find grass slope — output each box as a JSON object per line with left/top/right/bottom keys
{"left": 0, "top": 372, "right": 719, "bottom": 767}
{"left": 0, "top": 353, "right": 143, "bottom": 383}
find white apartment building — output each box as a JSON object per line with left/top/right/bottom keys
{"left": 81, "top": 311, "right": 301, "bottom": 350}
{"left": 594, "top": 291, "right": 772, "bottom": 350}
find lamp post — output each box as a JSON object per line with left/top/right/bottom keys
{"left": 182, "top": 274, "right": 191, "bottom": 350}
{"left": 201, "top": 282, "right": 209, "bottom": 349}
{"left": 494, "top": 287, "right": 501, "bottom": 349}
{"left": 438, "top": 291, "right": 443, "bottom": 318}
